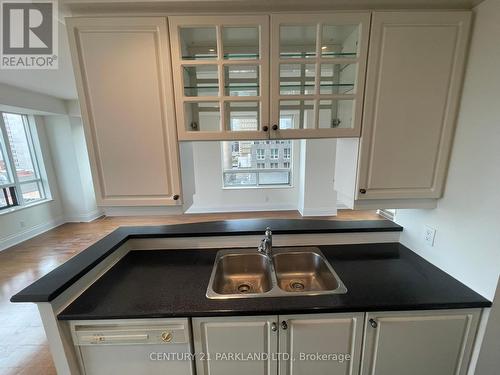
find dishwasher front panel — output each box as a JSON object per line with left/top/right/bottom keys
{"left": 70, "top": 318, "right": 194, "bottom": 375}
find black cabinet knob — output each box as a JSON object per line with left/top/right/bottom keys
{"left": 262, "top": 125, "right": 269, "bottom": 132}
{"left": 359, "top": 189, "right": 367, "bottom": 194}
{"left": 173, "top": 194, "right": 180, "bottom": 201}
{"left": 281, "top": 321, "right": 288, "bottom": 330}
{"left": 369, "top": 318, "right": 378, "bottom": 328}
{"left": 272, "top": 124, "right": 278, "bottom": 131}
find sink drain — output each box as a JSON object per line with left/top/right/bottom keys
{"left": 289, "top": 280, "right": 305, "bottom": 291}
{"left": 237, "top": 283, "right": 252, "bottom": 293}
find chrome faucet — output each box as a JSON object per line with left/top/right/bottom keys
{"left": 258, "top": 227, "right": 273, "bottom": 259}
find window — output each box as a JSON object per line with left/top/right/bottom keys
{"left": 0, "top": 112, "right": 48, "bottom": 211}
{"left": 222, "top": 113, "right": 293, "bottom": 188}
{"left": 284, "top": 148, "right": 291, "bottom": 159}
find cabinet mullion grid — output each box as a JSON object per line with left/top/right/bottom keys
{"left": 276, "top": 19, "right": 360, "bottom": 131}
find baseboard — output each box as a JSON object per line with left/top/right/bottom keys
{"left": 65, "top": 209, "right": 104, "bottom": 223}
{"left": 185, "top": 203, "right": 298, "bottom": 214}
{"left": 0, "top": 216, "right": 65, "bottom": 252}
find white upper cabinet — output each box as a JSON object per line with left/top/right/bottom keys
{"left": 356, "top": 12, "right": 472, "bottom": 200}
{"left": 169, "top": 13, "right": 370, "bottom": 141}
{"left": 270, "top": 13, "right": 370, "bottom": 139}
{"left": 67, "top": 17, "right": 182, "bottom": 206}
{"left": 169, "top": 16, "right": 270, "bottom": 141}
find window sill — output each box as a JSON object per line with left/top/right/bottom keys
{"left": 0, "top": 198, "right": 54, "bottom": 216}
{"left": 222, "top": 185, "right": 294, "bottom": 190}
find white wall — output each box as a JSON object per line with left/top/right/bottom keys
{"left": 394, "top": 1, "right": 500, "bottom": 372}
{"left": 186, "top": 141, "right": 301, "bottom": 213}
{"left": 44, "top": 115, "right": 101, "bottom": 222}
{"left": 298, "top": 139, "right": 338, "bottom": 216}
{"left": 395, "top": 0, "right": 500, "bottom": 301}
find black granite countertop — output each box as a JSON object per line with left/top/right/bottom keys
{"left": 11, "top": 219, "right": 402, "bottom": 303}
{"left": 58, "top": 243, "right": 491, "bottom": 320}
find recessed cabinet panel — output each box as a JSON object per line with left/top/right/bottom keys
{"left": 66, "top": 17, "right": 181, "bottom": 206}
{"left": 357, "top": 12, "right": 472, "bottom": 200}
{"left": 270, "top": 13, "right": 370, "bottom": 139}
{"left": 361, "top": 310, "right": 480, "bottom": 375}
{"left": 279, "top": 313, "right": 364, "bottom": 375}
{"left": 193, "top": 316, "right": 278, "bottom": 375}
{"left": 170, "top": 15, "right": 270, "bottom": 141}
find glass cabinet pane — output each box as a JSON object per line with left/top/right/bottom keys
{"left": 321, "top": 25, "right": 359, "bottom": 58}
{"left": 225, "top": 102, "right": 260, "bottom": 131}
{"left": 320, "top": 63, "right": 356, "bottom": 94}
{"left": 222, "top": 27, "right": 259, "bottom": 60}
{"left": 280, "top": 25, "right": 316, "bottom": 58}
{"left": 183, "top": 65, "right": 219, "bottom": 96}
{"left": 318, "top": 99, "right": 354, "bottom": 129}
{"left": 184, "top": 102, "right": 221, "bottom": 131}
{"left": 224, "top": 65, "right": 259, "bottom": 96}
{"left": 279, "top": 100, "right": 315, "bottom": 129}
{"left": 180, "top": 27, "right": 217, "bottom": 60}
{"left": 280, "top": 64, "right": 315, "bottom": 95}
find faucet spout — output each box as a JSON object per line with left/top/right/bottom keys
{"left": 258, "top": 227, "right": 273, "bottom": 259}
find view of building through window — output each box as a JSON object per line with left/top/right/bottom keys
{"left": 222, "top": 116, "right": 293, "bottom": 188}
{"left": 0, "top": 113, "right": 47, "bottom": 210}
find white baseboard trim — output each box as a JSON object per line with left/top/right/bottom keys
{"left": 185, "top": 203, "right": 298, "bottom": 214}
{"left": 0, "top": 216, "right": 65, "bottom": 252}
{"left": 65, "top": 209, "right": 104, "bottom": 223}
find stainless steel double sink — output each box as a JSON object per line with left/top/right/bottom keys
{"left": 206, "top": 247, "right": 347, "bottom": 299}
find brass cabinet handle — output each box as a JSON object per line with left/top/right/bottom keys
{"left": 161, "top": 331, "right": 173, "bottom": 342}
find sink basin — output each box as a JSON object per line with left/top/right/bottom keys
{"left": 273, "top": 251, "right": 344, "bottom": 293}
{"left": 206, "top": 247, "right": 347, "bottom": 299}
{"left": 208, "top": 250, "right": 273, "bottom": 298}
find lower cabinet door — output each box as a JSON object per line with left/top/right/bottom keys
{"left": 360, "top": 309, "right": 481, "bottom": 375}
{"left": 278, "top": 313, "right": 364, "bottom": 375}
{"left": 193, "top": 315, "right": 279, "bottom": 375}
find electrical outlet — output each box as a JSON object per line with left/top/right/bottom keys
{"left": 423, "top": 225, "right": 436, "bottom": 246}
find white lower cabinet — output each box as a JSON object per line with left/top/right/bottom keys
{"left": 192, "top": 315, "right": 278, "bottom": 375}
{"left": 193, "top": 309, "right": 482, "bottom": 375}
{"left": 192, "top": 313, "right": 363, "bottom": 375}
{"left": 360, "top": 309, "right": 481, "bottom": 375}
{"left": 279, "top": 313, "right": 364, "bottom": 375}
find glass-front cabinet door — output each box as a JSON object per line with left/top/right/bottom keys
{"left": 270, "top": 13, "right": 370, "bottom": 139}
{"left": 169, "top": 16, "right": 270, "bottom": 141}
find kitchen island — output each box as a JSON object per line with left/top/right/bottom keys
{"left": 11, "top": 219, "right": 491, "bottom": 375}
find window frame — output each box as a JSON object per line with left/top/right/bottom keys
{"left": 0, "top": 112, "right": 49, "bottom": 212}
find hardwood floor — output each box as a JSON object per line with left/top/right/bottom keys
{"left": 0, "top": 210, "right": 382, "bottom": 374}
